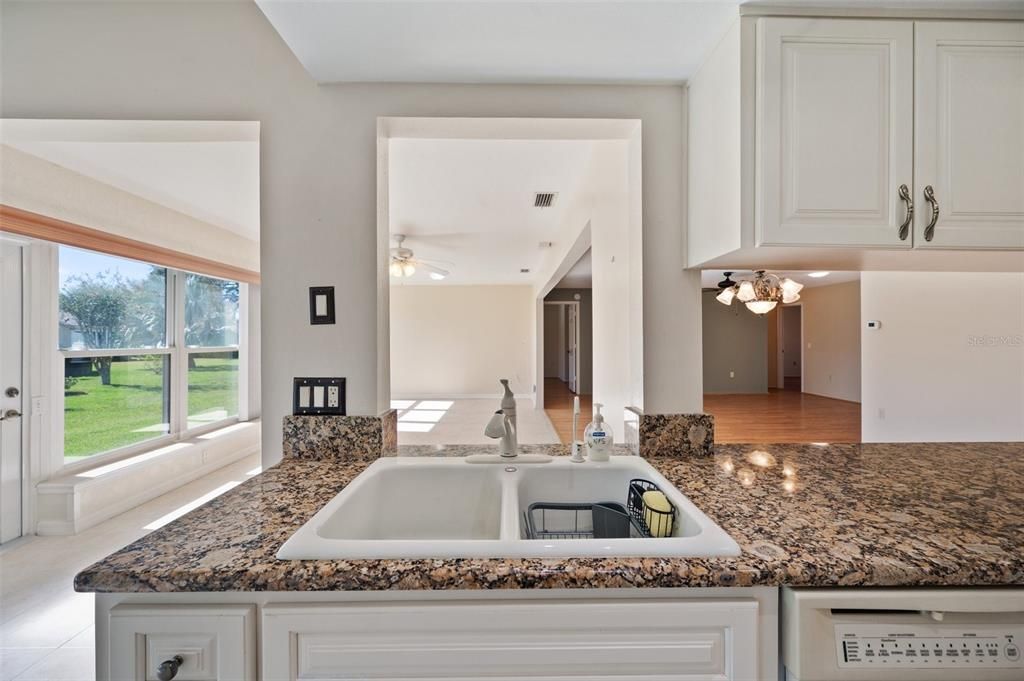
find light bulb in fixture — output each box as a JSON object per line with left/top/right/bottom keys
{"left": 389, "top": 261, "right": 403, "bottom": 277}
{"left": 782, "top": 292, "right": 801, "bottom": 304}
{"left": 736, "top": 280, "right": 756, "bottom": 302}
{"left": 745, "top": 300, "right": 777, "bottom": 314}
{"left": 779, "top": 277, "right": 804, "bottom": 297}
{"left": 401, "top": 262, "right": 416, "bottom": 277}
{"left": 429, "top": 272, "right": 446, "bottom": 281}
{"left": 716, "top": 287, "right": 736, "bottom": 305}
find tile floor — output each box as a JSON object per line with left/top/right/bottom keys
{"left": 393, "top": 397, "right": 560, "bottom": 445}
{"left": 0, "top": 453, "right": 261, "bottom": 681}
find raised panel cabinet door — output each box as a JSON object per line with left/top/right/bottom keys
{"left": 262, "top": 599, "right": 760, "bottom": 680}
{"left": 756, "top": 18, "right": 915, "bottom": 247}
{"left": 914, "top": 21, "right": 1024, "bottom": 250}
{"left": 108, "top": 604, "right": 255, "bottom": 681}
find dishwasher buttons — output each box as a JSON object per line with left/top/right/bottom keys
{"left": 1006, "top": 643, "right": 1020, "bottom": 661}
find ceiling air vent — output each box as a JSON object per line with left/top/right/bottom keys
{"left": 534, "top": 192, "right": 557, "bottom": 208}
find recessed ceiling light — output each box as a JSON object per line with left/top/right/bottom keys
{"left": 429, "top": 272, "right": 446, "bottom": 281}
{"left": 807, "top": 271, "right": 830, "bottom": 278}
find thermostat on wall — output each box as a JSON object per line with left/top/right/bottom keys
{"left": 866, "top": 320, "right": 881, "bottom": 329}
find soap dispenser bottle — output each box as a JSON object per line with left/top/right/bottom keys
{"left": 584, "top": 403, "right": 614, "bottom": 462}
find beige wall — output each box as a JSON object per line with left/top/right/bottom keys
{"left": 862, "top": 272, "right": 1023, "bottom": 442}
{"left": 390, "top": 285, "right": 534, "bottom": 398}
{"left": 765, "top": 307, "right": 779, "bottom": 389}
{"left": 799, "top": 281, "right": 861, "bottom": 403}
{"left": 701, "top": 291, "right": 768, "bottom": 393}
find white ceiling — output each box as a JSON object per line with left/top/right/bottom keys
{"left": 388, "top": 137, "right": 601, "bottom": 285}
{"left": 1, "top": 120, "right": 260, "bottom": 241}
{"left": 256, "top": 1, "right": 740, "bottom": 84}
{"left": 556, "top": 249, "right": 593, "bottom": 289}
{"left": 701, "top": 269, "right": 861, "bottom": 289}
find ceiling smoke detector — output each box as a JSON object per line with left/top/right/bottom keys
{"left": 534, "top": 192, "right": 557, "bottom": 208}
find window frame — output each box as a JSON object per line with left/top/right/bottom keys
{"left": 58, "top": 260, "right": 246, "bottom": 472}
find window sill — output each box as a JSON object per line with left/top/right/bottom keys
{"left": 37, "top": 420, "right": 260, "bottom": 535}
{"left": 60, "top": 418, "right": 242, "bottom": 476}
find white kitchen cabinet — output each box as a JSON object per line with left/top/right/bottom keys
{"left": 108, "top": 604, "right": 256, "bottom": 681}
{"left": 914, "top": 21, "right": 1024, "bottom": 250}
{"left": 756, "top": 18, "right": 915, "bottom": 248}
{"left": 262, "top": 599, "right": 760, "bottom": 680}
{"left": 687, "top": 14, "right": 1024, "bottom": 268}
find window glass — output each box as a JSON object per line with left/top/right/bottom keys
{"left": 185, "top": 274, "right": 239, "bottom": 347}
{"left": 63, "top": 355, "right": 170, "bottom": 460}
{"left": 187, "top": 351, "right": 239, "bottom": 430}
{"left": 58, "top": 246, "right": 166, "bottom": 350}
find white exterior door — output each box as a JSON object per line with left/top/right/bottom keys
{"left": 914, "top": 21, "right": 1024, "bottom": 249}
{"left": 756, "top": 18, "right": 915, "bottom": 248}
{"left": 567, "top": 304, "right": 578, "bottom": 393}
{"left": 0, "top": 243, "right": 23, "bottom": 544}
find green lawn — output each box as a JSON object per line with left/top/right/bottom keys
{"left": 64, "top": 355, "right": 238, "bottom": 458}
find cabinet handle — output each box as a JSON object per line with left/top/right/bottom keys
{"left": 156, "top": 655, "right": 184, "bottom": 681}
{"left": 923, "top": 185, "right": 940, "bottom": 242}
{"left": 897, "top": 184, "right": 913, "bottom": 241}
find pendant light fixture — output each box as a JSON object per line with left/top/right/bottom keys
{"left": 715, "top": 270, "right": 803, "bottom": 314}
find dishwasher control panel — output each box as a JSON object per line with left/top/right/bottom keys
{"left": 835, "top": 624, "right": 1023, "bottom": 669}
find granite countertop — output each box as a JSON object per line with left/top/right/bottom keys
{"left": 74, "top": 442, "right": 1024, "bottom": 592}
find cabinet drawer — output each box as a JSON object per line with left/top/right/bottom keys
{"left": 263, "top": 599, "right": 758, "bottom": 680}
{"left": 109, "top": 604, "right": 255, "bottom": 681}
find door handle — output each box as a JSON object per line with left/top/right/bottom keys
{"left": 923, "top": 185, "right": 940, "bottom": 242}
{"left": 897, "top": 184, "right": 913, "bottom": 241}
{"left": 0, "top": 410, "right": 22, "bottom": 421}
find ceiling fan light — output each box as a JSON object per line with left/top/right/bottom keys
{"left": 745, "top": 300, "right": 777, "bottom": 314}
{"left": 779, "top": 277, "right": 804, "bottom": 296}
{"left": 782, "top": 291, "right": 801, "bottom": 304}
{"left": 716, "top": 287, "right": 736, "bottom": 305}
{"left": 429, "top": 272, "right": 446, "bottom": 281}
{"left": 389, "top": 261, "right": 403, "bottom": 277}
{"left": 736, "top": 280, "right": 756, "bottom": 302}
{"left": 401, "top": 262, "right": 416, "bottom": 277}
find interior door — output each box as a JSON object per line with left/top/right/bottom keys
{"left": 0, "top": 243, "right": 24, "bottom": 544}
{"left": 567, "top": 304, "right": 578, "bottom": 394}
{"left": 756, "top": 18, "right": 914, "bottom": 248}
{"left": 914, "top": 21, "right": 1024, "bottom": 249}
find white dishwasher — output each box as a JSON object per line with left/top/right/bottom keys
{"left": 782, "top": 587, "right": 1024, "bottom": 681}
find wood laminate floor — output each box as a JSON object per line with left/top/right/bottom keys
{"left": 544, "top": 378, "right": 592, "bottom": 444}
{"left": 704, "top": 389, "right": 861, "bottom": 443}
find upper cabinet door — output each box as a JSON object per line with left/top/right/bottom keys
{"left": 914, "top": 21, "right": 1024, "bottom": 250}
{"left": 756, "top": 18, "right": 914, "bottom": 248}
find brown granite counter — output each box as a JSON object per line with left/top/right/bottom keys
{"left": 74, "top": 442, "right": 1024, "bottom": 592}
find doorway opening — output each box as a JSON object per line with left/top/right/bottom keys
{"left": 779, "top": 305, "right": 803, "bottom": 392}
{"left": 377, "top": 117, "right": 642, "bottom": 447}
{"left": 700, "top": 269, "right": 862, "bottom": 443}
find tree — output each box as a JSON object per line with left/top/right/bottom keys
{"left": 60, "top": 269, "right": 166, "bottom": 385}
{"left": 60, "top": 273, "right": 131, "bottom": 385}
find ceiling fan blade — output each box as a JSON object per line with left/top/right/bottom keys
{"left": 413, "top": 259, "right": 450, "bottom": 277}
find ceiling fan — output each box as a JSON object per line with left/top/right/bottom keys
{"left": 716, "top": 271, "right": 737, "bottom": 289}
{"left": 389, "top": 234, "right": 452, "bottom": 280}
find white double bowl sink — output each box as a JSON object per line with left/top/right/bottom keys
{"left": 277, "top": 456, "right": 740, "bottom": 560}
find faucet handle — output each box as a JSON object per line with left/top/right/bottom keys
{"left": 484, "top": 410, "right": 508, "bottom": 439}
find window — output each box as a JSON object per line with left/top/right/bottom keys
{"left": 185, "top": 274, "right": 240, "bottom": 429}
{"left": 59, "top": 247, "right": 244, "bottom": 464}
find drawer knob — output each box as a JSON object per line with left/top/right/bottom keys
{"left": 156, "top": 655, "right": 184, "bottom": 681}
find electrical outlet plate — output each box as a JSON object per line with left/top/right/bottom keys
{"left": 293, "top": 377, "right": 346, "bottom": 415}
